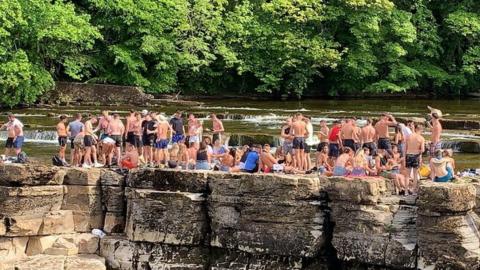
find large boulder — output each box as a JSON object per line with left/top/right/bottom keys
{"left": 125, "top": 189, "right": 207, "bottom": 245}
{"left": 4, "top": 210, "right": 74, "bottom": 237}
{"left": 208, "top": 173, "right": 325, "bottom": 257}
{"left": 0, "top": 164, "right": 65, "bottom": 186}
{"left": 64, "top": 168, "right": 102, "bottom": 186}
{"left": 62, "top": 185, "right": 104, "bottom": 232}
{"left": 417, "top": 182, "right": 476, "bottom": 214}
{"left": 0, "top": 186, "right": 63, "bottom": 215}
{"left": 127, "top": 168, "right": 209, "bottom": 193}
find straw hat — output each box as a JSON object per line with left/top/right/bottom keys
{"left": 427, "top": 106, "right": 443, "bottom": 119}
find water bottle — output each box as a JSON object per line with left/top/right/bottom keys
{"left": 91, "top": 229, "right": 106, "bottom": 238}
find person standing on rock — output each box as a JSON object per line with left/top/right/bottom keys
{"left": 427, "top": 106, "right": 443, "bottom": 158}
{"left": 210, "top": 113, "right": 225, "bottom": 144}
{"left": 291, "top": 113, "right": 308, "bottom": 170}
{"left": 374, "top": 113, "right": 397, "bottom": 157}
{"left": 328, "top": 120, "right": 342, "bottom": 163}
{"left": 404, "top": 124, "right": 425, "bottom": 194}
{"left": 95, "top": 110, "right": 111, "bottom": 140}
{"left": 107, "top": 113, "right": 125, "bottom": 164}
{"left": 361, "top": 118, "right": 376, "bottom": 156}
{"left": 281, "top": 117, "right": 294, "bottom": 157}
{"left": 83, "top": 114, "right": 102, "bottom": 168}
{"left": 340, "top": 118, "right": 356, "bottom": 151}
{"left": 124, "top": 110, "right": 136, "bottom": 147}
{"left": 188, "top": 113, "right": 202, "bottom": 149}
{"left": 1, "top": 113, "right": 24, "bottom": 157}
{"left": 155, "top": 114, "right": 172, "bottom": 165}
{"left": 170, "top": 111, "right": 185, "bottom": 144}
{"left": 56, "top": 115, "right": 68, "bottom": 163}
{"left": 67, "top": 113, "right": 84, "bottom": 165}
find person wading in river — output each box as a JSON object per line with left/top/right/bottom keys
{"left": 404, "top": 124, "right": 425, "bottom": 194}
{"left": 56, "top": 115, "right": 68, "bottom": 163}
{"left": 374, "top": 113, "right": 397, "bottom": 157}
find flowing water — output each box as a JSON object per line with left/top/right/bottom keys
{"left": 1, "top": 98, "right": 479, "bottom": 170}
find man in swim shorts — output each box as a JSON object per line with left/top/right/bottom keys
{"left": 340, "top": 118, "right": 356, "bottom": 151}
{"left": 428, "top": 110, "right": 443, "bottom": 158}
{"left": 170, "top": 111, "right": 185, "bottom": 144}
{"left": 155, "top": 114, "right": 172, "bottom": 165}
{"left": 361, "top": 118, "right": 377, "bottom": 156}
{"left": 291, "top": 113, "right": 308, "bottom": 170}
{"left": 1, "top": 113, "right": 24, "bottom": 157}
{"left": 374, "top": 113, "right": 397, "bottom": 157}
{"left": 328, "top": 121, "right": 342, "bottom": 162}
{"left": 281, "top": 117, "right": 294, "bottom": 156}
{"left": 107, "top": 113, "right": 125, "bottom": 163}
{"left": 211, "top": 113, "right": 224, "bottom": 144}
{"left": 405, "top": 124, "right": 425, "bottom": 194}
{"left": 56, "top": 115, "right": 68, "bottom": 162}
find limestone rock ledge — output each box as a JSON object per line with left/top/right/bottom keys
{"left": 3, "top": 165, "right": 480, "bottom": 269}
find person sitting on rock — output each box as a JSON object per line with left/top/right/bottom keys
{"left": 121, "top": 144, "right": 139, "bottom": 170}
{"left": 430, "top": 149, "right": 454, "bottom": 182}
{"left": 333, "top": 147, "right": 353, "bottom": 176}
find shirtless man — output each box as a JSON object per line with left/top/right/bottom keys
{"left": 429, "top": 112, "right": 442, "bottom": 158}
{"left": 107, "top": 114, "right": 125, "bottom": 163}
{"left": 83, "top": 114, "right": 101, "bottom": 168}
{"left": 281, "top": 118, "right": 294, "bottom": 156}
{"left": 95, "top": 111, "right": 111, "bottom": 140}
{"left": 56, "top": 115, "right": 68, "bottom": 162}
{"left": 374, "top": 113, "right": 397, "bottom": 157}
{"left": 291, "top": 113, "right": 308, "bottom": 170}
{"left": 258, "top": 144, "right": 276, "bottom": 172}
{"left": 170, "top": 111, "right": 185, "bottom": 144}
{"left": 188, "top": 114, "right": 202, "bottom": 149}
{"left": 155, "top": 115, "right": 172, "bottom": 164}
{"left": 361, "top": 119, "right": 376, "bottom": 156}
{"left": 1, "top": 114, "right": 24, "bottom": 156}
{"left": 352, "top": 120, "right": 362, "bottom": 152}
{"left": 340, "top": 118, "right": 356, "bottom": 151}
{"left": 124, "top": 110, "right": 136, "bottom": 146}
{"left": 210, "top": 113, "right": 224, "bottom": 144}
{"left": 405, "top": 124, "right": 425, "bottom": 193}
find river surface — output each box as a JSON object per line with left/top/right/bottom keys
{"left": 1, "top": 98, "right": 479, "bottom": 170}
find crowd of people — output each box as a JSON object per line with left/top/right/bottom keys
{"left": 1, "top": 106, "right": 456, "bottom": 195}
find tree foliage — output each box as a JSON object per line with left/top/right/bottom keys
{"left": 1, "top": 0, "right": 480, "bottom": 106}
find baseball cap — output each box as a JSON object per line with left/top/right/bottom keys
{"left": 141, "top": 109, "right": 148, "bottom": 116}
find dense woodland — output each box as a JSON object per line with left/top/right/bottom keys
{"left": 1, "top": 0, "right": 480, "bottom": 106}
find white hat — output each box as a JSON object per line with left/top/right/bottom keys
{"left": 158, "top": 114, "right": 167, "bottom": 122}
{"left": 427, "top": 106, "right": 443, "bottom": 118}
{"left": 141, "top": 109, "right": 148, "bottom": 116}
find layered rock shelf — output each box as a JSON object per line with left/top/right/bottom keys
{"left": 1, "top": 165, "right": 480, "bottom": 269}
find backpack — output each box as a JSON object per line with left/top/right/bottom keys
{"left": 52, "top": 155, "right": 67, "bottom": 167}
{"left": 15, "top": 152, "right": 28, "bottom": 164}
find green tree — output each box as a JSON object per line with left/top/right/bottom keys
{"left": 0, "top": 0, "right": 100, "bottom": 107}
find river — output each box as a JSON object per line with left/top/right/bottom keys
{"left": 1, "top": 98, "right": 479, "bottom": 170}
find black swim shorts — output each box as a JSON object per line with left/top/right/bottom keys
{"left": 406, "top": 154, "right": 420, "bottom": 169}
{"left": 317, "top": 142, "right": 328, "bottom": 152}
{"left": 342, "top": 139, "right": 355, "bottom": 151}
{"left": 126, "top": 132, "right": 135, "bottom": 145}
{"left": 111, "top": 135, "right": 122, "bottom": 147}
{"left": 378, "top": 138, "right": 392, "bottom": 151}
{"left": 58, "top": 136, "right": 67, "bottom": 147}
{"left": 84, "top": 135, "right": 94, "bottom": 147}
{"left": 293, "top": 137, "right": 306, "bottom": 150}
{"left": 5, "top": 137, "right": 14, "bottom": 148}
{"left": 329, "top": 143, "right": 339, "bottom": 158}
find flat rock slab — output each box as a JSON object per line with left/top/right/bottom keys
{"left": 0, "top": 237, "right": 29, "bottom": 262}
{"left": 126, "top": 189, "right": 207, "bottom": 245}
{"left": 321, "top": 177, "right": 388, "bottom": 204}
{"left": 100, "top": 170, "right": 125, "bottom": 187}
{"left": 127, "top": 168, "right": 209, "bottom": 193}
{"left": 6, "top": 254, "right": 105, "bottom": 270}
{"left": 0, "top": 186, "right": 63, "bottom": 215}
{"left": 4, "top": 210, "right": 74, "bottom": 237}
{"left": 0, "top": 164, "right": 65, "bottom": 186}
{"left": 418, "top": 182, "right": 476, "bottom": 214}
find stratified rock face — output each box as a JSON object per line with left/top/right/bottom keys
{"left": 325, "top": 177, "right": 417, "bottom": 269}
{"left": 125, "top": 189, "right": 207, "bottom": 245}
{"left": 208, "top": 173, "right": 325, "bottom": 257}
{"left": 7, "top": 254, "right": 105, "bottom": 270}
{"left": 417, "top": 182, "right": 480, "bottom": 269}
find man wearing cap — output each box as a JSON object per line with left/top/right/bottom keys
{"left": 170, "top": 111, "right": 185, "bottom": 144}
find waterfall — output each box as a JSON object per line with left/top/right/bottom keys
{"left": 0, "top": 130, "right": 58, "bottom": 144}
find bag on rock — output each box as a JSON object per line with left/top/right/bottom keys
{"left": 52, "top": 155, "right": 67, "bottom": 166}
{"left": 15, "top": 152, "right": 28, "bottom": 164}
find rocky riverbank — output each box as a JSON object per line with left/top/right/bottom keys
{"left": 1, "top": 165, "right": 480, "bottom": 269}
